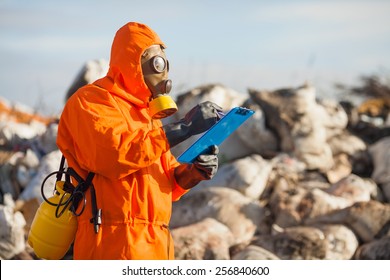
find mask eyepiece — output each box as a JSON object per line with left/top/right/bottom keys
{"left": 151, "top": 56, "right": 169, "bottom": 73}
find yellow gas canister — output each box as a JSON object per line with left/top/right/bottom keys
{"left": 149, "top": 94, "right": 178, "bottom": 119}
{"left": 28, "top": 181, "right": 77, "bottom": 260}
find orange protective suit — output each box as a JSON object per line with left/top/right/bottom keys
{"left": 56, "top": 22, "right": 188, "bottom": 259}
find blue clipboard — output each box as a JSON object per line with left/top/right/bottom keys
{"left": 177, "top": 107, "right": 255, "bottom": 163}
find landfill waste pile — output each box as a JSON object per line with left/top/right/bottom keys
{"left": 1, "top": 62, "right": 390, "bottom": 260}
{"left": 169, "top": 82, "right": 390, "bottom": 260}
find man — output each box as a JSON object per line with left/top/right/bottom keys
{"left": 56, "top": 22, "right": 221, "bottom": 259}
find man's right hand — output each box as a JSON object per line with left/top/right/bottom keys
{"left": 174, "top": 145, "right": 219, "bottom": 189}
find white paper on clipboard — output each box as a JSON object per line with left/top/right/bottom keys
{"left": 177, "top": 107, "right": 254, "bottom": 163}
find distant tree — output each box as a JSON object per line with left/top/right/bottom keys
{"left": 335, "top": 71, "right": 390, "bottom": 99}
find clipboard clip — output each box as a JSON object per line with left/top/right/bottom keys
{"left": 235, "top": 107, "right": 252, "bottom": 116}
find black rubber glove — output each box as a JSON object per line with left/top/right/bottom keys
{"left": 163, "top": 101, "right": 223, "bottom": 147}
{"left": 174, "top": 145, "right": 219, "bottom": 190}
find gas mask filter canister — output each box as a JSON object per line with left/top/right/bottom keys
{"left": 149, "top": 94, "right": 178, "bottom": 119}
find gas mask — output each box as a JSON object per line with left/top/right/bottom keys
{"left": 141, "top": 45, "right": 177, "bottom": 119}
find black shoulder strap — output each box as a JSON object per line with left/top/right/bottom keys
{"left": 56, "top": 155, "right": 66, "bottom": 182}
{"left": 85, "top": 171, "right": 95, "bottom": 189}
{"left": 59, "top": 155, "right": 101, "bottom": 234}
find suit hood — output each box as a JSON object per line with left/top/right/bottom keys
{"left": 95, "top": 22, "right": 165, "bottom": 107}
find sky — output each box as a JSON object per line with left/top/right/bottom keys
{"left": 1, "top": 0, "right": 390, "bottom": 115}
